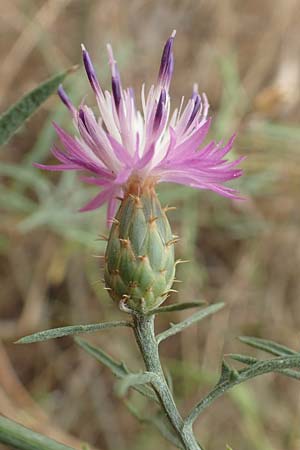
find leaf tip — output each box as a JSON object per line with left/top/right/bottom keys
{"left": 68, "top": 64, "right": 80, "bottom": 74}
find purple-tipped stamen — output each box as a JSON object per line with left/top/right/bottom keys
{"left": 158, "top": 30, "right": 176, "bottom": 87}
{"left": 78, "top": 108, "right": 89, "bottom": 131}
{"left": 107, "top": 44, "right": 122, "bottom": 110}
{"left": 112, "top": 77, "right": 122, "bottom": 109}
{"left": 58, "top": 85, "right": 75, "bottom": 113}
{"left": 186, "top": 94, "right": 201, "bottom": 130}
{"left": 81, "top": 44, "right": 101, "bottom": 94}
{"left": 153, "top": 89, "right": 166, "bottom": 131}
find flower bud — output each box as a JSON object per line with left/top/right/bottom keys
{"left": 104, "top": 178, "right": 175, "bottom": 312}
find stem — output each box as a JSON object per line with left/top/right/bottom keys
{"left": 133, "top": 313, "right": 202, "bottom": 450}
{"left": 185, "top": 354, "right": 300, "bottom": 427}
{"left": 0, "top": 416, "right": 75, "bottom": 450}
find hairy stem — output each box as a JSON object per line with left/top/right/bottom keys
{"left": 133, "top": 314, "right": 202, "bottom": 450}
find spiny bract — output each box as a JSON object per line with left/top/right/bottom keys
{"left": 104, "top": 180, "right": 175, "bottom": 312}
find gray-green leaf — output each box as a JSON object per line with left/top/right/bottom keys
{"left": 0, "top": 67, "right": 76, "bottom": 146}
{"left": 157, "top": 302, "right": 224, "bottom": 344}
{"left": 148, "top": 300, "right": 207, "bottom": 315}
{"left": 239, "top": 336, "right": 297, "bottom": 357}
{"left": 218, "top": 360, "right": 239, "bottom": 384}
{"left": 0, "top": 415, "right": 76, "bottom": 450}
{"left": 186, "top": 354, "right": 300, "bottom": 425}
{"left": 116, "top": 372, "right": 156, "bottom": 397}
{"left": 228, "top": 353, "right": 300, "bottom": 380}
{"left": 125, "top": 401, "right": 184, "bottom": 449}
{"left": 75, "top": 338, "right": 158, "bottom": 403}
{"left": 16, "top": 321, "right": 132, "bottom": 344}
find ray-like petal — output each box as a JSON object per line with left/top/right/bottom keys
{"left": 79, "top": 188, "right": 114, "bottom": 212}
{"left": 36, "top": 32, "right": 244, "bottom": 223}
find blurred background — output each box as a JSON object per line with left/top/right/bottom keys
{"left": 1, "top": 0, "right": 300, "bottom": 449}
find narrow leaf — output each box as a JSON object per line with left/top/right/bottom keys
{"left": 148, "top": 414, "right": 184, "bottom": 449}
{"left": 76, "top": 338, "right": 129, "bottom": 377}
{"left": 125, "top": 401, "right": 184, "bottom": 449}
{"left": 218, "top": 361, "right": 239, "bottom": 384}
{"left": 227, "top": 353, "right": 257, "bottom": 365}
{"left": 228, "top": 353, "right": 300, "bottom": 380}
{"left": 0, "top": 67, "right": 76, "bottom": 146}
{"left": 116, "top": 372, "right": 156, "bottom": 397}
{"left": 148, "top": 301, "right": 207, "bottom": 315}
{"left": 16, "top": 321, "right": 132, "bottom": 344}
{"left": 186, "top": 354, "right": 300, "bottom": 425}
{"left": 0, "top": 415, "right": 75, "bottom": 450}
{"left": 157, "top": 302, "right": 224, "bottom": 344}
{"left": 0, "top": 163, "right": 50, "bottom": 196}
{"left": 239, "top": 336, "right": 297, "bottom": 357}
{"left": 75, "top": 338, "right": 158, "bottom": 403}
{"left": 0, "top": 188, "right": 36, "bottom": 213}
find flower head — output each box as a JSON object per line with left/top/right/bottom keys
{"left": 36, "top": 31, "right": 244, "bottom": 222}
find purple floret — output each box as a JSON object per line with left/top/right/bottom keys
{"left": 36, "top": 31, "right": 244, "bottom": 223}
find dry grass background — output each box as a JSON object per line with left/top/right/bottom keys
{"left": 1, "top": 1, "right": 300, "bottom": 449}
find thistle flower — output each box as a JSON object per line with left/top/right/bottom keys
{"left": 35, "top": 30, "right": 243, "bottom": 222}
{"left": 36, "top": 31, "right": 244, "bottom": 312}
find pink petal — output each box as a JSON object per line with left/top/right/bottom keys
{"left": 79, "top": 188, "right": 114, "bottom": 212}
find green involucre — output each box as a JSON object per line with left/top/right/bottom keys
{"left": 104, "top": 188, "right": 175, "bottom": 312}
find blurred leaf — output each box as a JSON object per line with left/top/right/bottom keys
{"left": 0, "top": 415, "right": 75, "bottom": 450}
{"left": 239, "top": 336, "right": 297, "bottom": 357}
{"left": 157, "top": 302, "right": 224, "bottom": 344}
{"left": 248, "top": 120, "right": 300, "bottom": 143}
{"left": 0, "top": 67, "right": 76, "bottom": 146}
{"left": 76, "top": 338, "right": 129, "bottom": 376}
{"left": 75, "top": 338, "right": 158, "bottom": 403}
{"left": 148, "top": 301, "right": 207, "bottom": 315}
{"left": 0, "top": 163, "right": 51, "bottom": 198}
{"left": 215, "top": 53, "right": 247, "bottom": 139}
{"left": 25, "top": 73, "right": 85, "bottom": 165}
{"left": 16, "top": 320, "right": 132, "bottom": 344}
{"left": 0, "top": 188, "right": 36, "bottom": 213}
{"left": 148, "top": 414, "right": 184, "bottom": 450}
{"left": 116, "top": 372, "right": 155, "bottom": 397}
{"left": 125, "top": 401, "right": 184, "bottom": 449}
